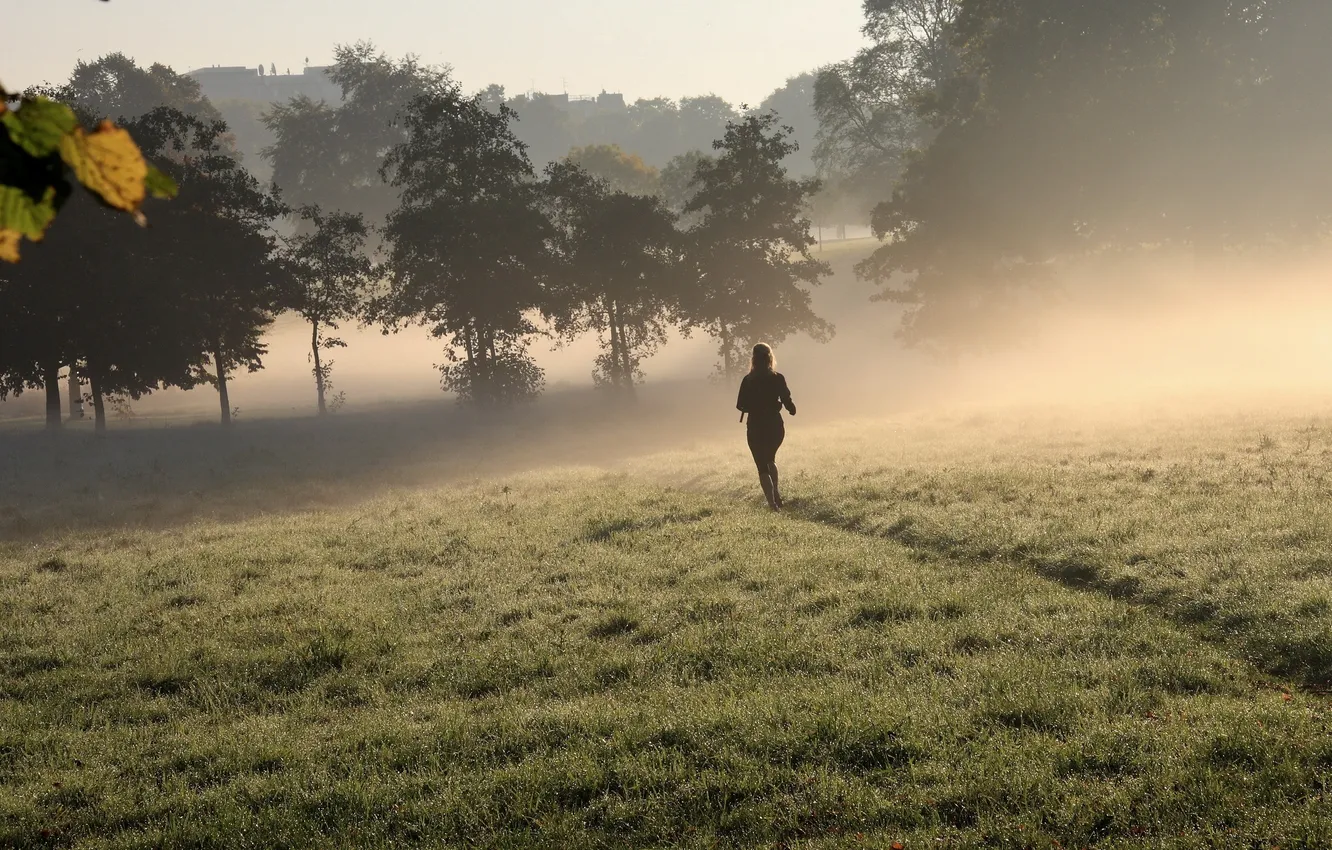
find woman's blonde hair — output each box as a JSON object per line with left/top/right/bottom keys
{"left": 750, "top": 343, "right": 775, "bottom": 374}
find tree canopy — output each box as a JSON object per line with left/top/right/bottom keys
{"left": 848, "top": 0, "right": 1332, "bottom": 347}
{"left": 545, "top": 163, "right": 683, "bottom": 393}
{"left": 263, "top": 43, "right": 454, "bottom": 230}
{"left": 377, "top": 90, "right": 552, "bottom": 406}
{"left": 683, "top": 112, "right": 833, "bottom": 378}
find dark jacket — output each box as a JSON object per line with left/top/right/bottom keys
{"left": 737, "top": 371, "right": 796, "bottom": 422}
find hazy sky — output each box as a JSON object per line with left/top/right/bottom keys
{"left": 4, "top": 0, "right": 867, "bottom": 105}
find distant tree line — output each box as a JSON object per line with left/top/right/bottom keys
{"left": 0, "top": 52, "right": 833, "bottom": 429}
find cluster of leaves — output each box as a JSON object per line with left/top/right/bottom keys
{"left": 0, "top": 87, "right": 177, "bottom": 262}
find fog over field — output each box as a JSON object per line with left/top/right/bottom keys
{"left": 5, "top": 2, "right": 1332, "bottom": 848}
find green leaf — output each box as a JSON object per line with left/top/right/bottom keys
{"left": 0, "top": 185, "right": 60, "bottom": 262}
{"left": 1, "top": 97, "right": 78, "bottom": 158}
{"left": 145, "top": 164, "right": 179, "bottom": 200}
{"left": 0, "top": 185, "right": 58, "bottom": 239}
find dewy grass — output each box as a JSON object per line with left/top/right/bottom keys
{"left": 3, "top": 407, "right": 1332, "bottom": 848}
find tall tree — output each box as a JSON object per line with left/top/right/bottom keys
{"left": 378, "top": 91, "right": 553, "bottom": 406}
{"left": 659, "top": 150, "right": 711, "bottom": 220}
{"left": 263, "top": 42, "right": 453, "bottom": 229}
{"left": 129, "top": 107, "right": 287, "bottom": 427}
{"left": 856, "top": 0, "right": 1332, "bottom": 347}
{"left": 49, "top": 52, "right": 220, "bottom": 125}
{"left": 280, "top": 206, "right": 376, "bottom": 414}
{"left": 759, "top": 73, "right": 820, "bottom": 178}
{"left": 503, "top": 93, "right": 577, "bottom": 168}
{"left": 48, "top": 193, "right": 205, "bottom": 432}
{"left": 814, "top": 0, "right": 959, "bottom": 214}
{"left": 545, "top": 163, "right": 683, "bottom": 395}
{"left": 684, "top": 113, "right": 833, "bottom": 379}
{"left": 0, "top": 242, "right": 80, "bottom": 428}
{"left": 678, "top": 95, "right": 739, "bottom": 156}
{"left": 1, "top": 106, "right": 283, "bottom": 432}
{"left": 626, "top": 97, "right": 682, "bottom": 167}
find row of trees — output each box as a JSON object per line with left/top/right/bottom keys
{"left": 812, "top": 0, "right": 1332, "bottom": 347}
{"left": 256, "top": 46, "right": 836, "bottom": 237}
{"left": 376, "top": 95, "right": 830, "bottom": 404}
{"left": 215, "top": 47, "right": 820, "bottom": 182}
{"left": 0, "top": 55, "right": 833, "bottom": 428}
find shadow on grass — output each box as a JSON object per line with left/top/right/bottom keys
{"left": 0, "top": 382, "right": 734, "bottom": 541}
{"left": 784, "top": 496, "right": 1332, "bottom": 691}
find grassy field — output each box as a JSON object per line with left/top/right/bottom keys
{"left": 3, "top": 397, "right": 1332, "bottom": 848}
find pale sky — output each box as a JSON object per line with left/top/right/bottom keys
{"left": 5, "top": 0, "right": 867, "bottom": 105}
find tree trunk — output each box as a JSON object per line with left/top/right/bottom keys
{"left": 606, "top": 302, "right": 623, "bottom": 390}
{"left": 67, "top": 361, "right": 83, "bottom": 420}
{"left": 610, "top": 301, "right": 635, "bottom": 396}
{"left": 485, "top": 330, "right": 497, "bottom": 406}
{"left": 719, "top": 326, "right": 734, "bottom": 381}
{"left": 214, "top": 345, "right": 232, "bottom": 427}
{"left": 44, "top": 361, "right": 62, "bottom": 431}
{"left": 619, "top": 325, "right": 635, "bottom": 394}
{"left": 89, "top": 370, "right": 106, "bottom": 434}
{"left": 311, "top": 320, "right": 326, "bottom": 415}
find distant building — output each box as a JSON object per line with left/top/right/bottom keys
{"left": 532, "top": 90, "right": 627, "bottom": 120}
{"left": 186, "top": 65, "right": 341, "bottom": 104}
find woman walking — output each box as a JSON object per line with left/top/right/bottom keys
{"left": 736, "top": 343, "right": 796, "bottom": 511}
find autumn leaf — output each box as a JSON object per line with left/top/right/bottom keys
{"left": 59, "top": 120, "right": 149, "bottom": 213}
{"left": 0, "top": 229, "right": 20, "bottom": 263}
{"left": 1, "top": 97, "right": 78, "bottom": 158}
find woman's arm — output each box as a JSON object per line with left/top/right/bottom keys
{"left": 780, "top": 375, "right": 796, "bottom": 416}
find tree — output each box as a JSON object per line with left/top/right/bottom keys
{"left": 50, "top": 52, "right": 220, "bottom": 126}
{"left": 683, "top": 113, "right": 833, "bottom": 379}
{"left": 626, "top": 97, "right": 681, "bottom": 167}
{"left": 0, "top": 235, "right": 81, "bottom": 426}
{"left": 80, "top": 107, "right": 285, "bottom": 429}
{"left": 759, "top": 74, "right": 820, "bottom": 178}
{"left": 213, "top": 98, "right": 276, "bottom": 180}
{"left": 263, "top": 43, "right": 453, "bottom": 230}
{"left": 545, "top": 163, "right": 683, "bottom": 395}
{"left": 659, "top": 150, "right": 711, "bottom": 219}
{"left": 280, "top": 206, "right": 376, "bottom": 414}
{"left": 565, "top": 144, "right": 660, "bottom": 195}
{"left": 378, "top": 90, "right": 553, "bottom": 406}
{"left": 856, "top": 0, "right": 1332, "bottom": 348}
{"left": 677, "top": 95, "right": 739, "bottom": 156}
{"left": 1, "top": 105, "right": 282, "bottom": 432}
{"left": 814, "top": 0, "right": 959, "bottom": 215}
{"left": 503, "top": 93, "right": 577, "bottom": 168}
{"left": 477, "top": 84, "right": 507, "bottom": 113}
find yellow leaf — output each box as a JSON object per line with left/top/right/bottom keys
{"left": 59, "top": 120, "right": 149, "bottom": 213}
{"left": 0, "top": 229, "right": 20, "bottom": 263}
